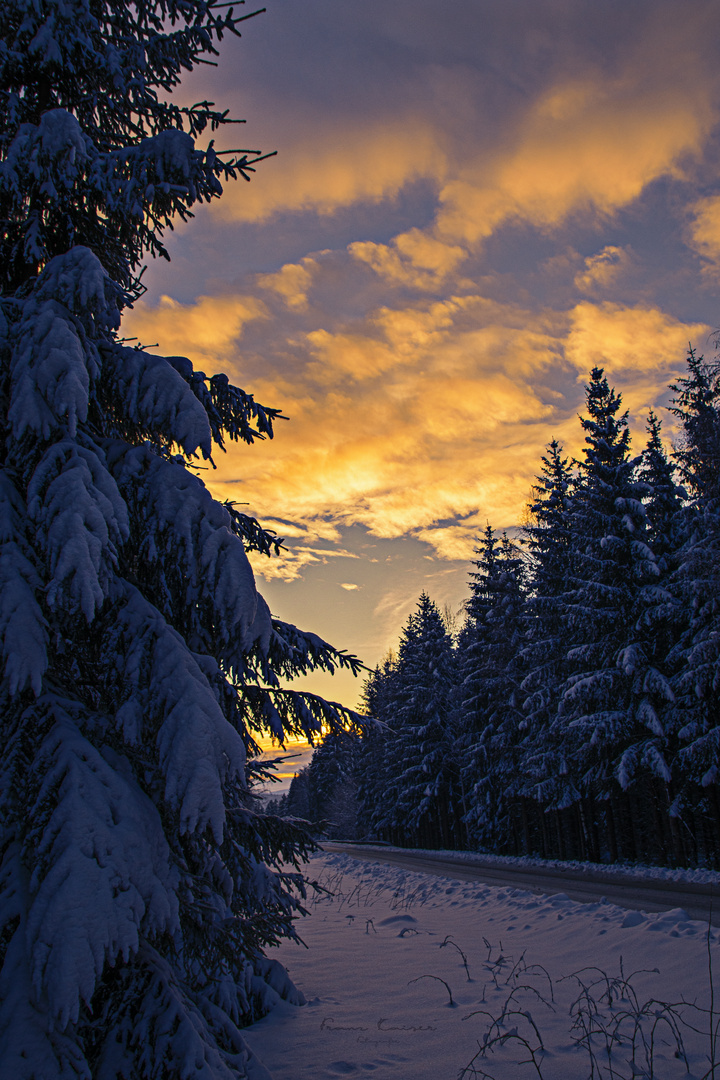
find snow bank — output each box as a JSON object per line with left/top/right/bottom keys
{"left": 339, "top": 842, "right": 720, "bottom": 886}
{"left": 245, "top": 852, "right": 720, "bottom": 1080}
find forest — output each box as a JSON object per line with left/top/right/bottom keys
{"left": 271, "top": 358, "right": 720, "bottom": 870}
{"left": 4, "top": 1, "right": 720, "bottom": 1075}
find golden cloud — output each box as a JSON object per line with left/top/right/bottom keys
{"left": 256, "top": 260, "right": 316, "bottom": 310}
{"left": 127, "top": 268, "right": 706, "bottom": 573}
{"left": 431, "top": 19, "right": 718, "bottom": 249}
{"left": 192, "top": 7, "right": 720, "bottom": 313}
{"left": 249, "top": 544, "right": 360, "bottom": 585}
{"left": 214, "top": 118, "right": 447, "bottom": 223}
{"left": 310, "top": 19, "right": 720, "bottom": 297}
{"left": 574, "top": 246, "right": 634, "bottom": 295}
{"left": 122, "top": 292, "right": 269, "bottom": 368}
{"left": 350, "top": 229, "right": 467, "bottom": 290}
{"left": 687, "top": 195, "right": 720, "bottom": 269}
{"left": 203, "top": 295, "right": 567, "bottom": 545}
{"left": 566, "top": 301, "right": 708, "bottom": 375}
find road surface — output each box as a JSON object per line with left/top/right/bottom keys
{"left": 322, "top": 842, "right": 719, "bottom": 926}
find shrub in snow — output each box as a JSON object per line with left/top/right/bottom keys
{"left": 0, "top": 2, "right": 362, "bottom": 1076}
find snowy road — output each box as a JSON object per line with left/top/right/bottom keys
{"left": 322, "top": 843, "right": 720, "bottom": 925}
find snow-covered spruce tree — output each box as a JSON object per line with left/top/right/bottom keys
{"left": 354, "top": 653, "right": 398, "bottom": 842}
{"left": 630, "top": 411, "right": 691, "bottom": 859}
{"left": 383, "top": 594, "right": 461, "bottom": 849}
{"left": 518, "top": 440, "right": 576, "bottom": 852}
{"left": 666, "top": 350, "right": 720, "bottom": 858}
{"left": 306, "top": 727, "right": 360, "bottom": 839}
{"left": 0, "top": 3, "right": 363, "bottom": 1076}
{"left": 639, "top": 411, "right": 686, "bottom": 576}
{"left": 458, "top": 528, "right": 527, "bottom": 853}
{"left": 555, "top": 369, "right": 666, "bottom": 862}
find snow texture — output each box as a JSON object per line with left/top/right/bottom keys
{"left": 104, "top": 345, "right": 213, "bottom": 457}
{"left": 245, "top": 852, "right": 720, "bottom": 1080}
{"left": 110, "top": 583, "right": 248, "bottom": 841}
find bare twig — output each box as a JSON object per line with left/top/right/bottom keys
{"left": 408, "top": 974, "right": 456, "bottom": 1008}
{"left": 440, "top": 936, "right": 473, "bottom": 982}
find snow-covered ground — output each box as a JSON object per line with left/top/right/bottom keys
{"left": 245, "top": 852, "right": 720, "bottom": 1080}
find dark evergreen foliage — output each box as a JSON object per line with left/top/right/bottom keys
{"left": 353, "top": 597, "right": 463, "bottom": 848}
{"left": 333, "top": 357, "right": 720, "bottom": 870}
{"left": 459, "top": 530, "right": 527, "bottom": 849}
{"left": 667, "top": 351, "right": 720, "bottom": 848}
{"left": 0, "top": 3, "right": 362, "bottom": 1075}
{"left": 556, "top": 372, "right": 658, "bottom": 795}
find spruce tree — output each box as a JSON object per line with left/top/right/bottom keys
{"left": 556, "top": 369, "right": 662, "bottom": 860}
{"left": 667, "top": 351, "right": 720, "bottom": 846}
{"left": 354, "top": 654, "right": 398, "bottom": 842}
{"left": 0, "top": 3, "right": 362, "bottom": 1075}
{"left": 385, "top": 594, "right": 460, "bottom": 849}
{"left": 639, "top": 411, "right": 686, "bottom": 573}
{"left": 369, "top": 596, "right": 453, "bottom": 846}
{"left": 519, "top": 441, "right": 575, "bottom": 829}
{"left": 607, "top": 410, "right": 686, "bottom": 862}
{"left": 354, "top": 598, "right": 460, "bottom": 848}
{"left": 459, "top": 528, "right": 527, "bottom": 852}
{"left": 306, "top": 727, "right": 359, "bottom": 839}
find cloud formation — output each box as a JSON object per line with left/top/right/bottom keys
{"left": 688, "top": 196, "right": 720, "bottom": 272}
{"left": 123, "top": 0, "right": 720, "bottom": 679}
{"left": 215, "top": 118, "right": 447, "bottom": 224}
{"left": 125, "top": 293, "right": 268, "bottom": 368}
{"left": 574, "top": 247, "right": 635, "bottom": 295}
{"left": 566, "top": 302, "right": 707, "bottom": 375}
{"left": 128, "top": 282, "right": 707, "bottom": 567}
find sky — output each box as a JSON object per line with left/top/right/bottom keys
{"left": 124, "top": 0, "right": 720, "bottom": 711}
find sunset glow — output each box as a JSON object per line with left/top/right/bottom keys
{"left": 122, "top": 0, "right": 720, "bottom": 706}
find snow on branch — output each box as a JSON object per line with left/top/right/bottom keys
{"left": 18, "top": 705, "right": 180, "bottom": 1028}
{"left": 102, "top": 346, "right": 213, "bottom": 457}
{"left": 163, "top": 356, "right": 285, "bottom": 450}
{"left": 240, "top": 684, "right": 365, "bottom": 745}
{"left": 257, "top": 618, "right": 366, "bottom": 683}
{"left": 10, "top": 299, "right": 95, "bottom": 441}
{"left": 0, "top": 471, "right": 48, "bottom": 695}
{"left": 27, "top": 441, "right": 129, "bottom": 623}
{"left": 106, "top": 442, "right": 271, "bottom": 657}
{"left": 223, "top": 502, "right": 285, "bottom": 558}
{"left": 109, "top": 583, "right": 248, "bottom": 842}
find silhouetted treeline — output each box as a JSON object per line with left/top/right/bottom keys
{"left": 282, "top": 356, "right": 720, "bottom": 868}
{"left": 264, "top": 729, "right": 360, "bottom": 839}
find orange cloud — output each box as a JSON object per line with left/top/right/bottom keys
{"left": 204, "top": 295, "right": 566, "bottom": 545}
{"left": 122, "top": 293, "right": 268, "bottom": 368}
{"left": 249, "top": 543, "right": 360, "bottom": 585}
{"left": 214, "top": 118, "right": 447, "bottom": 223}
{"left": 321, "top": 20, "right": 720, "bottom": 296}
{"left": 436, "top": 63, "right": 714, "bottom": 247}
{"left": 574, "top": 246, "right": 634, "bottom": 295}
{"left": 256, "top": 260, "right": 316, "bottom": 310}
{"left": 566, "top": 302, "right": 708, "bottom": 375}
{"left": 434, "top": 11, "right": 718, "bottom": 253}
{"left": 687, "top": 195, "right": 720, "bottom": 271}
{"left": 350, "top": 229, "right": 467, "bottom": 290}
{"left": 129, "top": 282, "right": 700, "bottom": 569}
